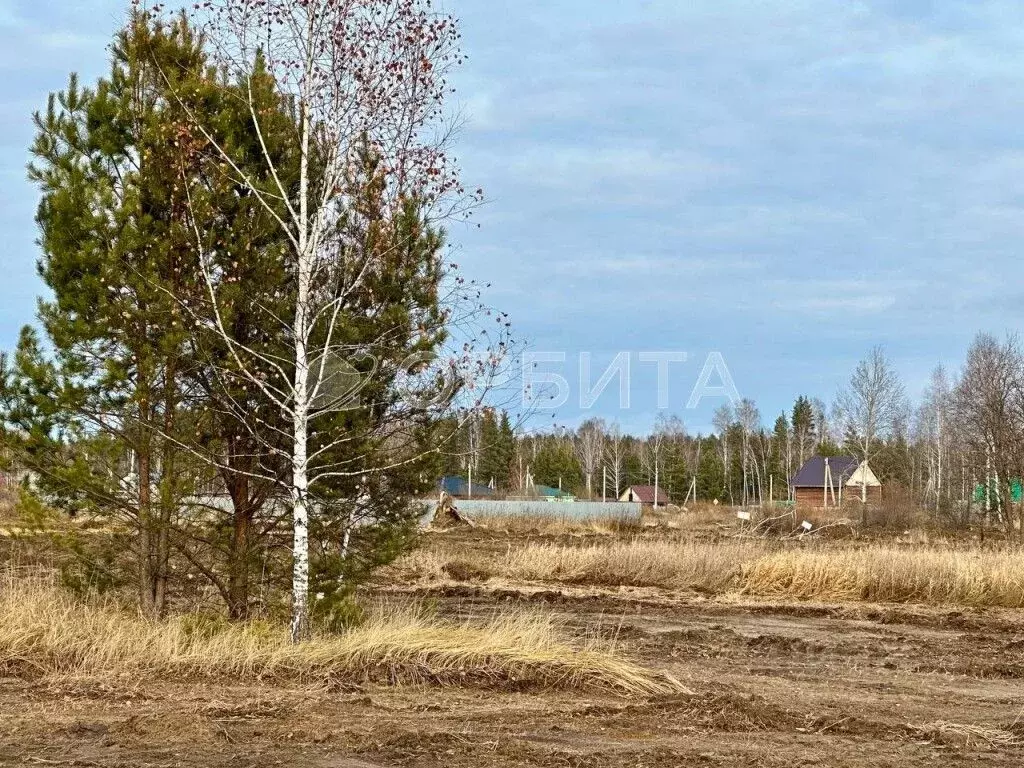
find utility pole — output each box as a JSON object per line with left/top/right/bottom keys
{"left": 985, "top": 444, "right": 992, "bottom": 521}
{"left": 654, "top": 464, "right": 660, "bottom": 510}
{"left": 653, "top": 438, "right": 661, "bottom": 509}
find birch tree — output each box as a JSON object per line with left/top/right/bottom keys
{"left": 144, "top": 0, "right": 494, "bottom": 639}
{"left": 953, "top": 334, "right": 1024, "bottom": 535}
{"left": 918, "top": 365, "right": 951, "bottom": 513}
{"left": 574, "top": 418, "right": 605, "bottom": 499}
{"left": 735, "top": 398, "right": 759, "bottom": 506}
{"left": 811, "top": 397, "right": 830, "bottom": 451}
{"left": 835, "top": 346, "right": 905, "bottom": 505}
{"left": 604, "top": 423, "right": 626, "bottom": 499}
{"left": 712, "top": 403, "right": 734, "bottom": 504}
{"left": 636, "top": 417, "right": 676, "bottom": 506}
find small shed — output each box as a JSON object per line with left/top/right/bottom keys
{"left": 619, "top": 485, "right": 671, "bottom": 507}
{"left": 791, "top": 456, "right": 881, "bottom": 508}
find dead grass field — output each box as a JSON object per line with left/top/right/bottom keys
{"left": 1, "top": 519, "right": 1023, "bottom": 766}
{"left": 0, "top": 572, "right": 677, "bottom": 696}
{"left": 743, "top": 546, "right": 1024, "bottom": 606}
{"left": 502, "top": 538, "right": 759, "bottom": 591}
{"left": 395, "top": 534, "right": 1024, "bottom": 608}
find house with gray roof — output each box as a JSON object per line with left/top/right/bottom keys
{"left": 791, "top": 456, "right": 881, "bottom": 508}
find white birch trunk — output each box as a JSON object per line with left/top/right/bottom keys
{"left": 290, "top": 416, "right": 309, "bottom": 641}
{"left": 290, "top": 82, "right": 312, "bottom": 644}
{"left": 936, "top": 409, "right": 943, "bottom": 507}
{"left": 654, "top": 463, "right": 659, "bottom": 509}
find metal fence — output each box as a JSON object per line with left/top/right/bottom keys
{"left": 420, "top": 499, "right": 642, "bottom": 524}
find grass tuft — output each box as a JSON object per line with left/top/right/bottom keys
{"left": 0, "top": 573, "right": 683, "bottom": 696}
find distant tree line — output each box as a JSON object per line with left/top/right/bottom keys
{"left": 446, "top": 338, "right": 1024, "bottom": 537}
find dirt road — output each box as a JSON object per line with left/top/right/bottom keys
{"left": 2, "top": 581, "right": 1021, "bottom": 767}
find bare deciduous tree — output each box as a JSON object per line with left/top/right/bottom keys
{"left": 954, "top": 333, "right": 1024, "bottom": 536}
{"left": 712, "top": 403, "right": 734, "bottom": 504}
{"left": 917, "top": 365, "right": 952, "bottom": 512}
{"left": 574, "top": 418, "right": 605, "bottom": 500}
{"left": 834, "top": 346, "right": 905, "bottom": 505}
{"left": 735, "top": 398, "right": 760, "bottom": 506}
{"left": 604, "top": 424, "right": 626, "bottom": 500}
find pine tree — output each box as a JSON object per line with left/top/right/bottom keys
{"left": 170, "top": 46, "right": 297, "bottom": 621}
{"left": 696, "top": 437, "right": 726, "bottom": 502}
{"left": 792, "top": 396, "right": 816, "bottom": 465}
{"left": 532, "top": 437, "right": 582, "bottom": 494}
{"left": 622, "top": 438, "right": 644, "bottom": 489}
{"left": 16, "top": 12, "right": 219, "bottom": 614}
{"left": 770, "top": 414, "right": 791, "bottom": 500}
{"left": 477, "top": 411, "right": 503, "bottom": 489}
{"left": 663, "top": 443, "right": 689, "bottom": 504}
{"left": 489, "top": 411, "right": 516, "bottom": 490}
{"left": 9, "top": 11, "right": 298, "bottom": 617}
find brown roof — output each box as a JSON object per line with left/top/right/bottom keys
{"left": 627, "top": 485, "right": 671, "bottom": 504}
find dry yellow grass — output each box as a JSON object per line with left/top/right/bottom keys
{"left": 503, "top": 539, "right": 765, "bottom": 591}
{"left": 642, "top": 503, "right": 737, "bottom": 529}
{"left": 742, "top": 546, "right": 1024, "bottom": 607}
{"left": 472, "top": 511, "right": 638, "bottom": 536}
{"left": 0, "top": 573, "right": 681, "bottom": 696}
{"left": 415, "top": 537, "right": 1024, "bottom": 608}
{"left": 469, "top": 506, "right": 738, "bottom": 535}
{"left": 915, "top": 720, "right": 1022, "bottom": 748}
{"left": 385, "top": 548, "right": 452, "bottom": 581}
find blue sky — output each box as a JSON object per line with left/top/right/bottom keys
{"left": 2, "top": 1, "right": 1022, "bottom": 434}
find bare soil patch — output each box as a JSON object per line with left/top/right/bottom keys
{"left": 2, "top": 526, "right": 1023, "bottom": 766}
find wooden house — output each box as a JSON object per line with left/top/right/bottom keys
{"left": 791, "top": 456, "right": 881, "bottom": 508}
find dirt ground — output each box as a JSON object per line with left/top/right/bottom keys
{"left": 2, "top": 528, "right": 1023, "bottom": 767}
